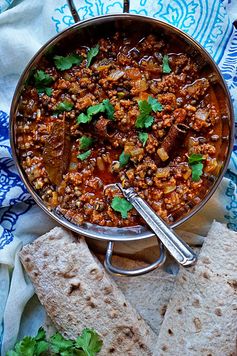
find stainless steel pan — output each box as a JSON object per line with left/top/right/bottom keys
{"left": 10, "top": 0, "right": 234, "bottom": 275}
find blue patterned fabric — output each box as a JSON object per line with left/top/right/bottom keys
{"left": 0, "top": 0, "right": 13, "bottom": 13}
{"left": 0, "top": 1, "right": 237, "bottom": 353}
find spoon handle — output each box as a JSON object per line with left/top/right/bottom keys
{"left": 117, "top": 184, "right": 197, "bottom": 267}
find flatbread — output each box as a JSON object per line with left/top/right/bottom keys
{"left": 107, "top": 255, "right": 176, "bottom": 335}
{"left": 154, "top": 221, "right": 237, "bottom": 356}
{"left": 19, "top": 227, "right": 156, "bottom": 356}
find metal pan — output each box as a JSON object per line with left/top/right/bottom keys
{"left": 10, "top": 1, "right": 234, "bottom": 275}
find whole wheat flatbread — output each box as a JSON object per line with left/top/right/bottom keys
{"left": 19, "top": 227, "right": 156, "bottom": 356}
{"left": 108, "top": 255, "right": 176, "bottom": 335}
{"left": 154, "top": 221, "right": 237, "bottom": 356}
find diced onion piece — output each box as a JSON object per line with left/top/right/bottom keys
{"left": 126, "top": 68, "right": 141, "bottom": 80}
{"left": 156, "top": 167, "right": 170, "bottom": 178}
{"left": 108, "top": 69, "right": 125, "bottom": 81}
{"left": 93, "top": 59, "right": 112, "bottom": 71}
{"left": 133, "top": 79, "right": 148, "bottom": 92}
{"left": 195, "top": 108, "right": 209, "bottom": 121}
{"left": 130, "top": 148, "right": 144, "bottom": 157}
{"left": 183, "top": 167, "right": 192, "bottom": 180}
{"left": 164, "top": 185, "right": 176, "bottom": 194}
{"left": 97, "top": 157, "right": 105, "bottom": 171}
{"left": 204, "top": 158, "right": 218, "bottom": 174}
{"left": 51, "top": 191, "right": 58, "bottom": 206}
{"left": 157, "top": 147, "right": 169, "bottom": 161}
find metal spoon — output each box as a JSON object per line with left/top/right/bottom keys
{"left": 116, "top": 183, "right": 197, "bottom": 267}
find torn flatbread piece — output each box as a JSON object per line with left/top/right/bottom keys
{"left": 155, "top": 221, "right": 237, "bottom": 356}
{"left": 19, "top": 227, "right": 156, "bottom": 356}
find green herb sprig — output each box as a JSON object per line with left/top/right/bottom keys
{"left": 87, "top": 44, "right": 100, "bottom": 67}
{"left": 34, "top": 70, "right": 54, "bottom": 96}
{"left": 6, "top": 327, "right": 103, "bottom": 356}
{"left": 54, "top": 100, "right": 74, "bottom": 113}
{"left": 162, "top": 55, "right": 171, "bottom": 74}
{"left": 188, "top": 153, "right": 205, "bottom": 181}
{"left": 54, "top": 54, "right": 83, "bottom": 71}
{"left": 77, "top": 149, "right": 91, "bottom": 161}
{"left": 111, "top": 196, "right": 133, "bottom": 219}
{"left": 77, "top": 99, "right": 114, "bottom": 124}
{"left": 138, "top": 132, "right": 148, "bottom": 147}
{"left": 119, "top": 151, "right": 130, "bottom": 167}
{"left": 135, "top": 96, "right": 163, "bottom": 129}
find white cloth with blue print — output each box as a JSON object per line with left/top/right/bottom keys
{"left": 0, "top": 0, "right": 237, "bottom": 354}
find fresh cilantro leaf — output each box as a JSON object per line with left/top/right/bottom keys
{"left": 162, "top": 54, "right": 171, "bottom": 74}
{"left": 138, "top": 132, "right": 148, "bottom": 146}
{"left": 138, "top": 100, "right": 152, "bottom": 117}
{"left": 75, "top": 329, "right": 103, "bottom": 356}
{"left": 35, "top": 327, "right": 46, "bottom": 341}
{"left": 119, "top": 151, "right": 130, "bottom": 167}
{"left": 54, "top": 100, "right": 74, "bottom": 112}
{"left": 77, "top": 149, "right": 91, "bottom": 161}
{"left": 6, "top": 351, "right": 18, "bottom": 356}
{"left": 77, "top": 113, "right": 90, "bottom": 124}
{"left": 6, "top": 327, "right": 102, "bottom": 356}
{"left": 111, "top": 196, "right": 133, "bottom": 219}
{"left": 35, "top": 340, "right": 49, "bottom": 355}
{"left": 50, "top": 332, "right": 74, "bottom": 353}
{"left": 135, "top": 100, "right": 156, "bottom": 129}
{"left": 34, "top": 70, "right": 54, "bottom": 96}
{"left": 102, "top": 99, "right": 114, "bottom": 120}
{"left": 190, "top": 162, "right": 204, "bottom": 182}
{"left": 135, "top": 114, "right": 154, "bottom": 129}
{"left": 147, "top": 96, "right": 163, "bottom": 112}
{"left": 87, "top": 103, "right": 105, "bottom": 117}
{"left": 188, "top": 153, "right": 204, "bottom": 165}
{"left": 188, "top": 154, "right": 205, "bottom": 181}
{"left": 77, "top": 100, "right": 114, "bottom": 124}
{"left": 34, "top": 70, "right": 54, "bottom": 87}
{"left": 14, "top": 336, "right": 36, "bottom": 356}
{"left": 54, "top": 54, "right": 82, "bottom": 71}
{"left": 45, "top": 87, "right": 53, "bottom": 96}
{"left": 87, "top": 44, "right": 100, "bottom": 67}
{"left": 79, "top": 136, "right": 94, "bottom": 150}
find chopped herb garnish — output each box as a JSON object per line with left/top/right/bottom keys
{"left": 75, "top": 328, "right": 103, "bottom": 356}
{"left": 34, "top": 70, "right": 54, "bottom": 95}
{"left": 111, "top": 196, "right": 133, "bottom": 219}
{"left": 87, "top": 44, "right": 100, "bottom": 67}
{"left": 162, "top": 54, "right": 171, "bottom": 74}
{"left": 77, "top": 112, "right": 90, "bottom": 124}
{"left": 44, "top": 87, "right": 53, "bottom": 96}
{"left": 102, "top": 99, "right": 115, "bottom": 120}
{"left": 50, "top": 333, "right": 74, "bottom": 353}
{"left": 147, "top": 95, "right": 163, "bottom": 112}
{"left": 119, "top": 151, "right": 130, "bottom": 167}
{"left": 188, "top": 153, "right": 205, "bottom": 181}
{"left": 87, "top": 102, "right": 105, "bottom": 117}
{"left": 188, "top": 153, "right": 204, "bottom": 165}
{"left": 79, "top": 136, "right": 94, "bottom": 150}
{"left": 54, "top": 100, "right": 74, "bottom": 112}
{"left": 54, "top": 53, "right": 82, "bottom": 71}
{"left": 135, "top": 96, "right": 162, "bottom": 129}
{"left": 77, "top": 99, "right": 114, "bottom": 124}
{"left": 138, "top": 132, "right": 148, "bottom": 147}
{"left": 6, "top": 326, "right": 102, "bottom": 356}
{"left": 77, "top": 149, "right": 91, "bottom": 161}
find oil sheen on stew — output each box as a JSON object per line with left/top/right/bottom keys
{"left": 16, "top": 33, "right": 223, "bottom": 228}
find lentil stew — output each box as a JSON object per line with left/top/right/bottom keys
{"left": 14, "top": 28, "right": 231, "bottom": 229}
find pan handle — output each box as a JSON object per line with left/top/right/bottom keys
{"left": 67, "top": 0, "right": 130, "bottom": 22}
{"left": 104, "top": 239, "right": 166, "bottom": 276}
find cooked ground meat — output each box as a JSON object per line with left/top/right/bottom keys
{"left": 16, "top": 33, "right": 222, "bottom": 227}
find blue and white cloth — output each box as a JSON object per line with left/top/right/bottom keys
{"left": 0, "top": 0, "right": 237, "bottom": 354}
